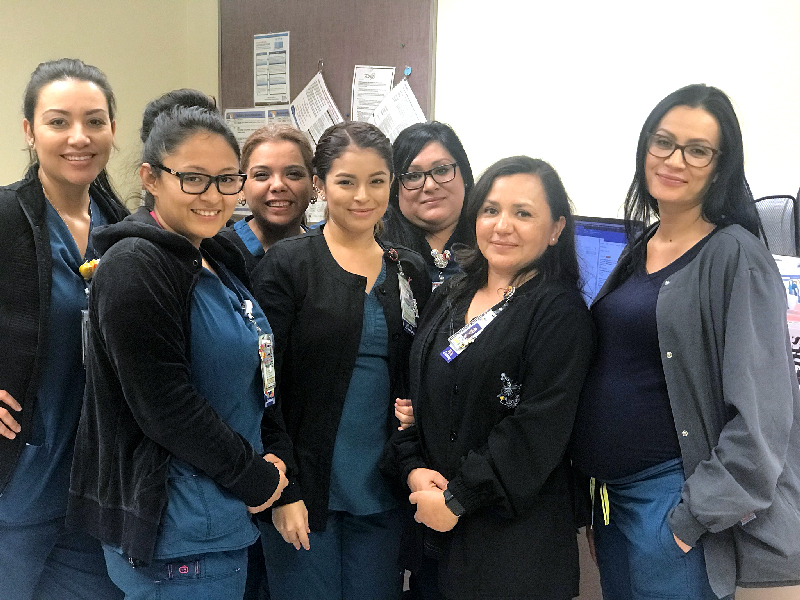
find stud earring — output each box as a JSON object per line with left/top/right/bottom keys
{"left": 313, "top": 184, "right": 326, "bottom": 203}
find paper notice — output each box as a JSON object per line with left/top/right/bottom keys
{"left": 290, "top": 72, "right": 344, "bottom": 145}
{"left": 254, "top": 32, "right": 290, "bottom": 105}
{"left": 351, "top": 65, "right": 395, "bottom": 122}
{"left": 368, "top": 80, "right": 426, "bottom": 142}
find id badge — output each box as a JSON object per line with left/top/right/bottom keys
{"left": 440, "top": 309, "right": 496, "bottom": 362}
{"left": 258, "top": 333, "right": 276, "bottom": 407}
{"left": 398, "top": 273, "right": 418, "bottom": 334}
{"left": 81, "top": 309, "right": 90, "bottom": 366}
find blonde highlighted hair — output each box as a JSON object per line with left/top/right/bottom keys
{"left": 240, "top": 124, "right": 314, "bottom": 174}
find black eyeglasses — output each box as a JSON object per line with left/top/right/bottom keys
{"left": 647, "top": 134, "right": 720, "bottom": 168}
{"left": 399, "top": 163, "right": 458, "bottom": 190}
{"left": 153, "top": 163, "right": 247, "bottom": 195}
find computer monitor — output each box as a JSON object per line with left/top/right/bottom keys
{"left": 574, "top": 216, "right": 629, "bottom": 305}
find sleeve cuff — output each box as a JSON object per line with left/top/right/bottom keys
{"left": 668, "top": 501, "right": 708, "bottom": 547}
{"left": 445, "top": 475, "right": 484, "bottom": 516}
{"left": 229, "top": 455, "right": 281, "bottom": 508}
{"left": 272, "top": 478, "right": 303, "bottom": 507}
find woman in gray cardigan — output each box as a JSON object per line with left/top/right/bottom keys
{"left": 572, "top": 84, "right": 800, "bottom": 599}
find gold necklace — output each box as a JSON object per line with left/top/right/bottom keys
{"left": 42, "top": 184, "right": 90, "bottom": 223}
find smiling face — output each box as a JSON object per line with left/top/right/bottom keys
{"left": 141, "top": 131, "right": 240, "bottom": 247}
{"left": 476, "top": 173, "right": 565, "bottom": 280}
{"left": 315, "top": 146, "right": 391, "bottom": 237}
{"left": 398, "top": 141, "right": 466, "bottom": 236}
{"left": 243, "top": 139, "right": 312, "bottom": 234}
{"left": 24, "top": 78, "right": 115, "bottom": 192}
{"left": 645, "top": 105, "right": 720, "bottom": 213}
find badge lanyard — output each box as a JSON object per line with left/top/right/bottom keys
{"left": 242, "top": 299, "right": 276, "bottom": 407}
{"left": 440, "top": 287, "right": 515, "bottom": 363}
{"left": 388, "top": 248, "right": 419, "bottom": 334}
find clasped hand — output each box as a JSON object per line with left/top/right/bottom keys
{"left": 0, "top": 390, "right": 21, "bottom": 440}
{"left": 407, "top": 468, "right": 458, "bottom": 532}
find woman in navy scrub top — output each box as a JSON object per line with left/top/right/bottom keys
{"left": 66, "top": 91, "right": 289, "bottom": 600}
{"left": 0, "top": 59, "right": 128, "bottom": 600}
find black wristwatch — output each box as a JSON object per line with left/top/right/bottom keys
{"left": 443, "top": 489, "right": 465, "bottom": 517}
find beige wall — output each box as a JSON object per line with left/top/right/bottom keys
{"left": 0, "top": 0, "right": 219, "bottom": 207}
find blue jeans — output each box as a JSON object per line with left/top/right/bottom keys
{"left": 0, "top": 516, "right": 122, "bottom": 600}
{"left": 261, "top": 509, "right": 403, "bottom": 600}
{"left": 593, "top": 459, "right": 722, "bottom": 600}
{"left": 103, "top": 547, "right": 247, "bottom": 600}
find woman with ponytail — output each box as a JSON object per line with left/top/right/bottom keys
{"left": 67, "top": 89, "right": 289, "bottom": 599}
{"left": 0, "top": 58, "right": 127, "bottom": 600}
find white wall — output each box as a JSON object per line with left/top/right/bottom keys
{"left": 434, "top": 0, "right": 800, "bottom": 218}
{"left": 0, "top": 0, "right": 219, "bottom": 206}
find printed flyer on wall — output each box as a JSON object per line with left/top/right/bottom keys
{"left": 351, "top": 65, "right": 395, "bottom": 122}
{"left": 368, "top": 79, "right": 426, "bottom": 142}
{"left": 254, "top": 32, "right": 290, "bottom": 105}
{"left": 290, "top": 72, "right": 343, "bottom": 145}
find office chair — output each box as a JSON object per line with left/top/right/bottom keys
{"left": 755, "top": 194, "right": 800, "bottom": 256}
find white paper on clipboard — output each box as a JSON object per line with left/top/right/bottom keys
{"left": 289, "top": 72, "right": 344, "bottom": 145}
{"left": 368, "top": 79, "right": 426, "bottom": 142}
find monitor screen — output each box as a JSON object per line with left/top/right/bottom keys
{"left": 574, "top": 216, "right": 629, "bottom": 305}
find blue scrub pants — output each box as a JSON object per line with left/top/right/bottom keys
{"left": 103, "top": 547, "right": 247, "bottom": 600}
{"left": 0, "top": 516, "right": 122, "bottom": 600}
{"left": 261, "top": 509, "right": 403, "bottom": 600}
{"left": 593, "top": 458, "right": 724, "bottom": 600}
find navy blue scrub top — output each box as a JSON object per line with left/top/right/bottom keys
{"left": 328, "top": 263, "right": 397, "bottom": 515}
{"left": 0, "top": 199, "right": 108, "bottom": 524}
{"left": 153, "top": 261, "right": 270, "bottom": 559}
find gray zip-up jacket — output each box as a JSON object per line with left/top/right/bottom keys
{"left": 597, "top": 224, "right": 800, "bottom": 598}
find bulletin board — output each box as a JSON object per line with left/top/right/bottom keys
{"left": 218, "top": 0, "right": 437, "bottom": 120}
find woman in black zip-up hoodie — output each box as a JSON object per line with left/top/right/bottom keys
{"left": 67, "top": 91, "right": 288, "bottom": 599}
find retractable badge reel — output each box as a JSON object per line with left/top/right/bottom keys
{"left": 389, "top": 248, "right": 418, "bottom": 334}
{"left": 243, "top": 300, "right": 276, "bottom": 407}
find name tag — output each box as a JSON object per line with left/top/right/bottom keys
{"left": 440, "top": 309, "right": 497, "bottom": 363}
{"left": 398, "top": 273, "right": 418, "bottom": 334}
{"left": 258, "top": 333, "right": 276, "bottom": 407}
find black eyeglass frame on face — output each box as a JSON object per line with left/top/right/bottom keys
{"left": 646, "top": 133, "right": 720, "bottom": 168}
{"left": 398, "top": 162, "right": 459, "bottom": 190}
{"left": 152, "top": 163, "right": 247, "bottom": 195}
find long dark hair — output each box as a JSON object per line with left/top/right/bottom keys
{"left": 624, "top": 84, "right": 760, "bottom": 249}
{"left": 23, "top": 58, "right": 120, "bottom": 203}
{"left": 382, "top": 121, "right": 474, "bottom": 248}
{"left": 140, "top": 89, "right": 239, "bottom": 209}
{"left": 448, "top": 156, "right": 580, "bottom": 304}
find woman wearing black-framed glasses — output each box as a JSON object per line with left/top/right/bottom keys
{"left": 382, "top": 122, "right": 475, "bottom": 288}
{"left": 571, "top": 84, "right": 800, "bottom": 600}
{"left": 68, "top": 89, "right": 290, "bottom": 600}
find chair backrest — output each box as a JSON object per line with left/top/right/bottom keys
{"left": 755, "top": 194, "right": 800, "bottom": 256}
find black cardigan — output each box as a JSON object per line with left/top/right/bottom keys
{"left": 251, "top": 226, "right": 431, "bottom": 531}
{"left": 67, "top": 209, "right": 284, "bottom": 563}
{"left": 0, "top": 168, "right": 128, "bottom": 493}
{"left": 392, "top": 276, "right": 595, "bottom": 600}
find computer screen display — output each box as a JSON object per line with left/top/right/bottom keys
{"left": 574, "top": 216, "right": 629, "bottom": 305}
